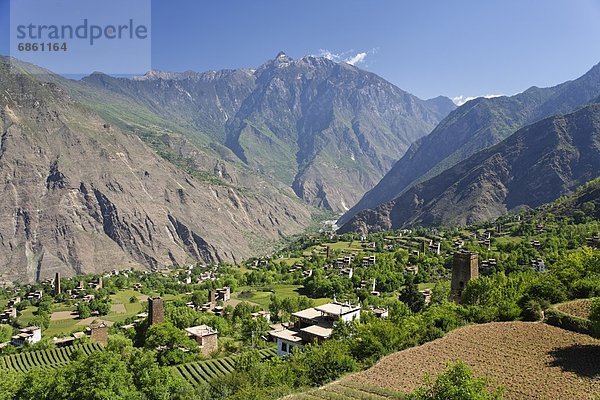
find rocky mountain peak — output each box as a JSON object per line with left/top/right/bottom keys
{"left": 81, "top": 54, "right": 455, "bottom": 213}
{"left": 275, "top": 51, "right": 290, "bottom": 60}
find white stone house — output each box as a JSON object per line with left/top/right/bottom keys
{"left": 269, "top": 302, "right": 361, "bottom": 356}
{"left": 11, "top": 326, "right": 42, "bottom": 346}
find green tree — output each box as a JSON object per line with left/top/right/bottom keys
{"left": 191, "top": 290, "right": 207, "bottom": 308}
{"left": 77, "top": 303, "right": 91, "bottom": 319}
{"left": 128, "top": 350, "right": 195, "bottom": 400}
{"left": 63, "top": 351, "right": 141, "bottom": 400}
{"left": 144, "top": 322, "right": 198, "bottom": 365}
{"left": 400, "top": 276, "right": 425, "bottom": 313}
{"left": 290, "top": 340, "right": 357, "bottom": 386}
{"left": 14, "top": 368, "right": 65, "bottom": 400}
{"left": 167, "top": 306, "right": 201, "bottom": 329}
{"left": 407, "top": 361, "right": 504, "bottom": 400}
{"left": 0, "top": 370, "right": 22, "bottom": 400}
{"left": 0, "top": 324, "right": 13, "bottom": 343}
{"left": 589, "top": 297, "right": 600, "bottom": 338}
{"left": 106, "top": 333, "right": 135, "bottom": 357}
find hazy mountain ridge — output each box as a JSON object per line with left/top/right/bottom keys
{"left": 339, "top": 103, "right": 600, "bottom": 232}
{"left": 340, "top": 62, "right": 600, "bottom": 224}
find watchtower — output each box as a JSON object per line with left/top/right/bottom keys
{"left": 208, "top": 290, "right": 216, "bottom": 306}
{"left": 89, "top": 321, "right": 108, "bottom": 345}
{"left": 450, "top": 251, "right": 479, "bottom": 301}
{"left": 54, "top": 272, "right": 61, "bottom": 295}
{"left": 148, "top": 297, "right": 165, "bottom": 325}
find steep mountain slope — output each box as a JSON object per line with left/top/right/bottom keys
{"left": 81, "top": 52, "right": 454, "bottom": 212}
{"left": 339, "top": 103, "right": 600, "bottom": 232}
{"left": 0, "top": 61, "right": 314, "bottom": 283}
{"left": 340, "top": 62, "right": 600, "bottom": 224}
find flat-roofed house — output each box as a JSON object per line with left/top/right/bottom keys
{"left": 299, "top": 325, "right": 333, "bottom": 343}
{"left": 185, "top": 325, "right": 218, "bottom": 356}
{"left": 270, "top": 328, "right": 305, "bottom": 356}
{"left": 0, "top": 307, "right": 16, "bottom": 324}
{"left": 370, "top": 307, "right": 389, "bottom": 319}
{"left": 291, "top": 307, "right": 322, "bottom": 328}
{"left": 270, "top": 301, "right": 361, "bottom": 356}
{"left": 314, "top": 302, "right": 361, "bottom": 323}
{"left": 11, "top": 326, "right": 41, "bottom": 346}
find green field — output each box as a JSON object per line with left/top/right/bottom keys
{"left": 0, "top": 342, "right": 103, "bottom": 373}
{"left": 275, "top": 257, "right": 304, "bottom": 267}
{"left": 314, "top": 241, "right": 365, "bottom": 253}
{"left": 14, "top": 289, "right": 153, "bottom": 338}
{"left": 16, "top": 307, "right": 37, "bottom": 326}
{"left": 171, "top": 347, "right": 277, "bottom": 386}
{"left": 494, "top": 236, "right": 524, "bottom": 246}
{"left": 296, "top": 241, "right": 368, "bottom": 258}
{"left": 44, "top": 319, "right": 84, "bottom": 338}
{"left": 102, "top": 289, "right": 146, "bottom": 323}
{"left": 231, "top": 284, "right": 329, "bottom": 309}
{"left": 52, "top": 304, "right": 76, "bottom": 312}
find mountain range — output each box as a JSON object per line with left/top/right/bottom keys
{"left": 4, "top": 51, "right": 600, "bottom": 281}
{"left": 80, "top": 52, "right": 454, "bottom": 212}
{"left": 339, "top": 103, "right": 600, "bottom": 232}
{"left": 340, "top": 62, "right": 600, "bottom": 225}
{"left": 0, "top": 54, "right": 453, "bottom": 282}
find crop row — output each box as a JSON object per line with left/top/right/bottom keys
{"left": 172, "top": 347, "right": 277, "bottom": 386}
{"left": 293, "top": 381, "right": 405, "bottom": 399}
{"left": 0, "top": 343, "right": 103, "bottom": 373}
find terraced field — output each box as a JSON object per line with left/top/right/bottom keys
{"left": 290, "top": 381, "right": 405, "bottom": 399}
{"left": 172, "top": 347, "right": 278, "bottom": 386}
{"left": 0, "top": 342, "right": 103, "bottom": 373}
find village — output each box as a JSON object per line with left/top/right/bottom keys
{"left": 0, "top": 210, "right": 568, "bottom": 358}
{"left": 0, "top": 200, "right": 598, "bottom": 400}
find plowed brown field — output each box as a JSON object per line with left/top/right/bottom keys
{"left": 555, "top": 299, "right": 592, "bottom": 320}
{"left": 351, "top": 322, "right": 600, "bottom": 399}
{"left": 288, "top": 322, "right": 600, "bottom": 400}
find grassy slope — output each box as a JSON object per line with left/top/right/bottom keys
{"left": 232, "top": 284, "right": 330, "bottom": 310}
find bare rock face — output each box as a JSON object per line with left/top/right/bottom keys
{"left": 0, "top": 63, "right": 312, "bottom": 283}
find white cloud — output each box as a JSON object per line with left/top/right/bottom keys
{"left": 316, "top": 49, "right": 371, "bottom": 66}
{"left": 345, "top": 52, "right": 367, "bottom": 66}
{"left": 452, "top": 94, "right": 504, "bottom": 106}
{"left": 319, "top": 49, "right": 342, "bottom": 61}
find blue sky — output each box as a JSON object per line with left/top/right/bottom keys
{"left": 2, "top": 0, "right": 600, "bottom": 101}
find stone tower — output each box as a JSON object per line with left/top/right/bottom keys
{"left": 148, "top": 297, "right": 165, "bottom": 325}
{"left": 450, "top": 251, "right": 479, "bottom": 301}
{"left": 208, "top": 289, "right": 216, "bottom": 306}
{"left": 89, "top": 321, "right": 108, "bottom": 345}
{"left": 54, "top": 272, "right": 61, "bottom": 295}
